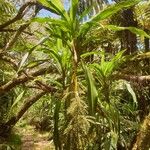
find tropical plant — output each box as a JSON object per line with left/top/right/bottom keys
{"left": 32, "top": 0, "right": 143, "bottom": 149}
{"left": 0, "top": 0, "right": 150, "bottom": 150}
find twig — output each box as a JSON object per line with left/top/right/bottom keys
{"left": 0, "top": 28, "right": 33, "bottom": 36}
{"left": 0, "top": 66, "right": 53, "bottom": 94}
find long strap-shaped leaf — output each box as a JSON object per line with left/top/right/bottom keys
{"left": 82, "top": 62, "right": 98, "bottom": 116}
{"left": 91, "top": 0, "right": 140, "bottom": 22}
{"left": 38, "top": 0, "right": 69, "bottom": 21}
{"left": 106, "top": 25, "right": 150, "bottom": 38}
{"left": 70, "top": 0, "right": 78, "bottom": 21}
{"left": 79, "top": 0, "right": 141, "bottom": 37}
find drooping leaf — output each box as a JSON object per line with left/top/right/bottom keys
{"left": 79, "top": 4, "right": 95, "bottom": 22}
{"left": 91, "top": 0, "right": 140, "bottom": 22}
{"left": 79, "top": 0, "right": 140, "bottom": 37}
{"left": 80, "top": 51, "right": 101, "bottom": 58}
{"left": 38, "top": 0, "right": 69, "bottom": 21}
{"left": 10, "top": 91, "right": 25, "bottom": 110}
{"left": 124, "top": 81, "right": 137, "bottom": 105}
{"left": 107, "top": 25, "right": 150, "bottom": 38}
{"left": 38, "top": 0, "right": 62, "bottom": 15}
{"left": 17, "top": 52, "right": 29, "bottom": 73}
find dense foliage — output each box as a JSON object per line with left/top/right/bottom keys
{"left": 0, "top": 0, "right": 150, "bottom": 149}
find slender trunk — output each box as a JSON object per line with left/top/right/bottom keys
{"left": 137, "top": 91, "right": 149, "bottom": 121}
{"left": 64, "top": 40, "right": 78, "bottom": 150}
{"left": 144, "top": 29, "right": 149, "bottom": 52}
{"left": 120, "top": 8, "right": 137, "bottom": 54}
{"left": 144, "top": 37, "right": 149, "bottom": 52}
{"left": 71, "top": 40, "right": 78, "bottom": 96}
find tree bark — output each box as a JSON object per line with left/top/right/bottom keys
{"left": 144, "top": 29, "right": 149, "bottom": 52}
{"left": 144, "top": 37, "right": 149, "bottom": 52}
{"left": 0, "top": 66, "right": 53, "bottom": 94}
{"left": 120, "top": 8, "right": 137, "bottom": 54}
{"left": 115, "top": 74, "right": 150, "bottom": 84}
{"left": 132, "top": 113, "right": 150, "bottom": 150}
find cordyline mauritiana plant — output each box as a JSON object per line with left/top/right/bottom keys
{"left": 0, "top": 0, "right": 150, "bottom": 149}
{"left": 32, "top": 0, "right": 147, "bottom": 149}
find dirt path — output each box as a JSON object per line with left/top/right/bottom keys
{"left": 21, "top": 134, "right": 54, "bottom": 150}
{"left": 19, "top": 126, "right": 54, "bottom": 150}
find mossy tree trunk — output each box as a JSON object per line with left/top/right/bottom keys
{"left": 132, "top": 113, "right": 150, "bottom": 150}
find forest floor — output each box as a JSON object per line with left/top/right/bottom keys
{"left": 18, "top": 125, "right": 54, "bottom": 150}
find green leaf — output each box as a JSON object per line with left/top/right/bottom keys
{"left": 79, "top": 4, "right": 94, "bottom": 22}
{"left": 124, "top": 81, "right": 137, "bottom": 105}
{"left": 17, "top": 52, "right": 29, "bottom": 73}
{"left": 17, "top": 36, "right": 49, "bottom": 73}
{"left": 81, "top": 51, "right": 101, "bottom": 58}
{"left": 79, "top": 0, "right": 140, "bottom": 36}
{"left": 70, "top": 0, "right": 78, "bottom": 21}
{"left": 30, "top": 35, "right": 49, "bottom": 52}
{"left": 11, "top": 91, "right": 25, "bottom": 110}
{"left": 38, "top": 0, "right": 69, "bottom": 21}
{"left": 82, "top": 62, "right": 98, "bottom": 116}
{"left": 127, "top": 27, "right": 150, "bottom": 38}
{"left": 91, "top": 0, "right": 140, "bottom": 22}
{"left": 32, "top": 17, "right": 50, "bottom": 23}
{"left": 107, "top": 25, "right": 150, "bottom": 38}
{"left": 38, "top": 0, "right": 62, "bottom": 15}
{"left": 33, "top": 17, "right": 71, "bottom": 33}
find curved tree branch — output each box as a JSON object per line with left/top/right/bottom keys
{"left": 0, "top": 66, "right": 53, "bottom": 94}
{"left": 116, "top": 74, "right": 150, "bottom": 84}
{"left": 0, "top": 52, "right": 18, "bottom": 70}
{"left": 0, "top": 29, "right": 33, "bottom": 35}
{"left": 0, "top": 1, "right": 59, "bottom": 31}
{"left": 0, "top": 90, "right": 46, "bottom": 136}
{"left": 0, "top": 1, "right": 37, "bottom": 30}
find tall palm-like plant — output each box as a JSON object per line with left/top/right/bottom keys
{"left": 35, "top": 0, "right": 141, "bottom": 149}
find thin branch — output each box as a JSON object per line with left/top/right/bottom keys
{"left": 4, "top": 23, "right": 30, "bottom": 51}
{"left": 0, "top": 29, "right": 33, "bottom": 36}
{"left": 0, "top": 1, "right": 37, "bottom": 30}
{"left": 3, "top": 4, "right": 41, "bottom": 51}
{"left": 35, "top": 80, "right": 57, "bottom": 92}
{"left": 115, "top": 74, "right": 150, "bottom": 84}
{"left": 0, "top": 66, "right": 53, "bottom": 94}
{"left": 0, "top": 52, "right": 18, "bottom": 70}
{"left": 0, "top": 1, "right": 58, "bottom": 31}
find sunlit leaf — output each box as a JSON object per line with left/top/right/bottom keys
{"left": 124, "top": 81, "right": 137, "bottom": 105}
{"left": 82, "top": 62, "right": 98, "bottom": 116}
{"left": 11, "top": 91, "right": 25, "bottom": 110}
